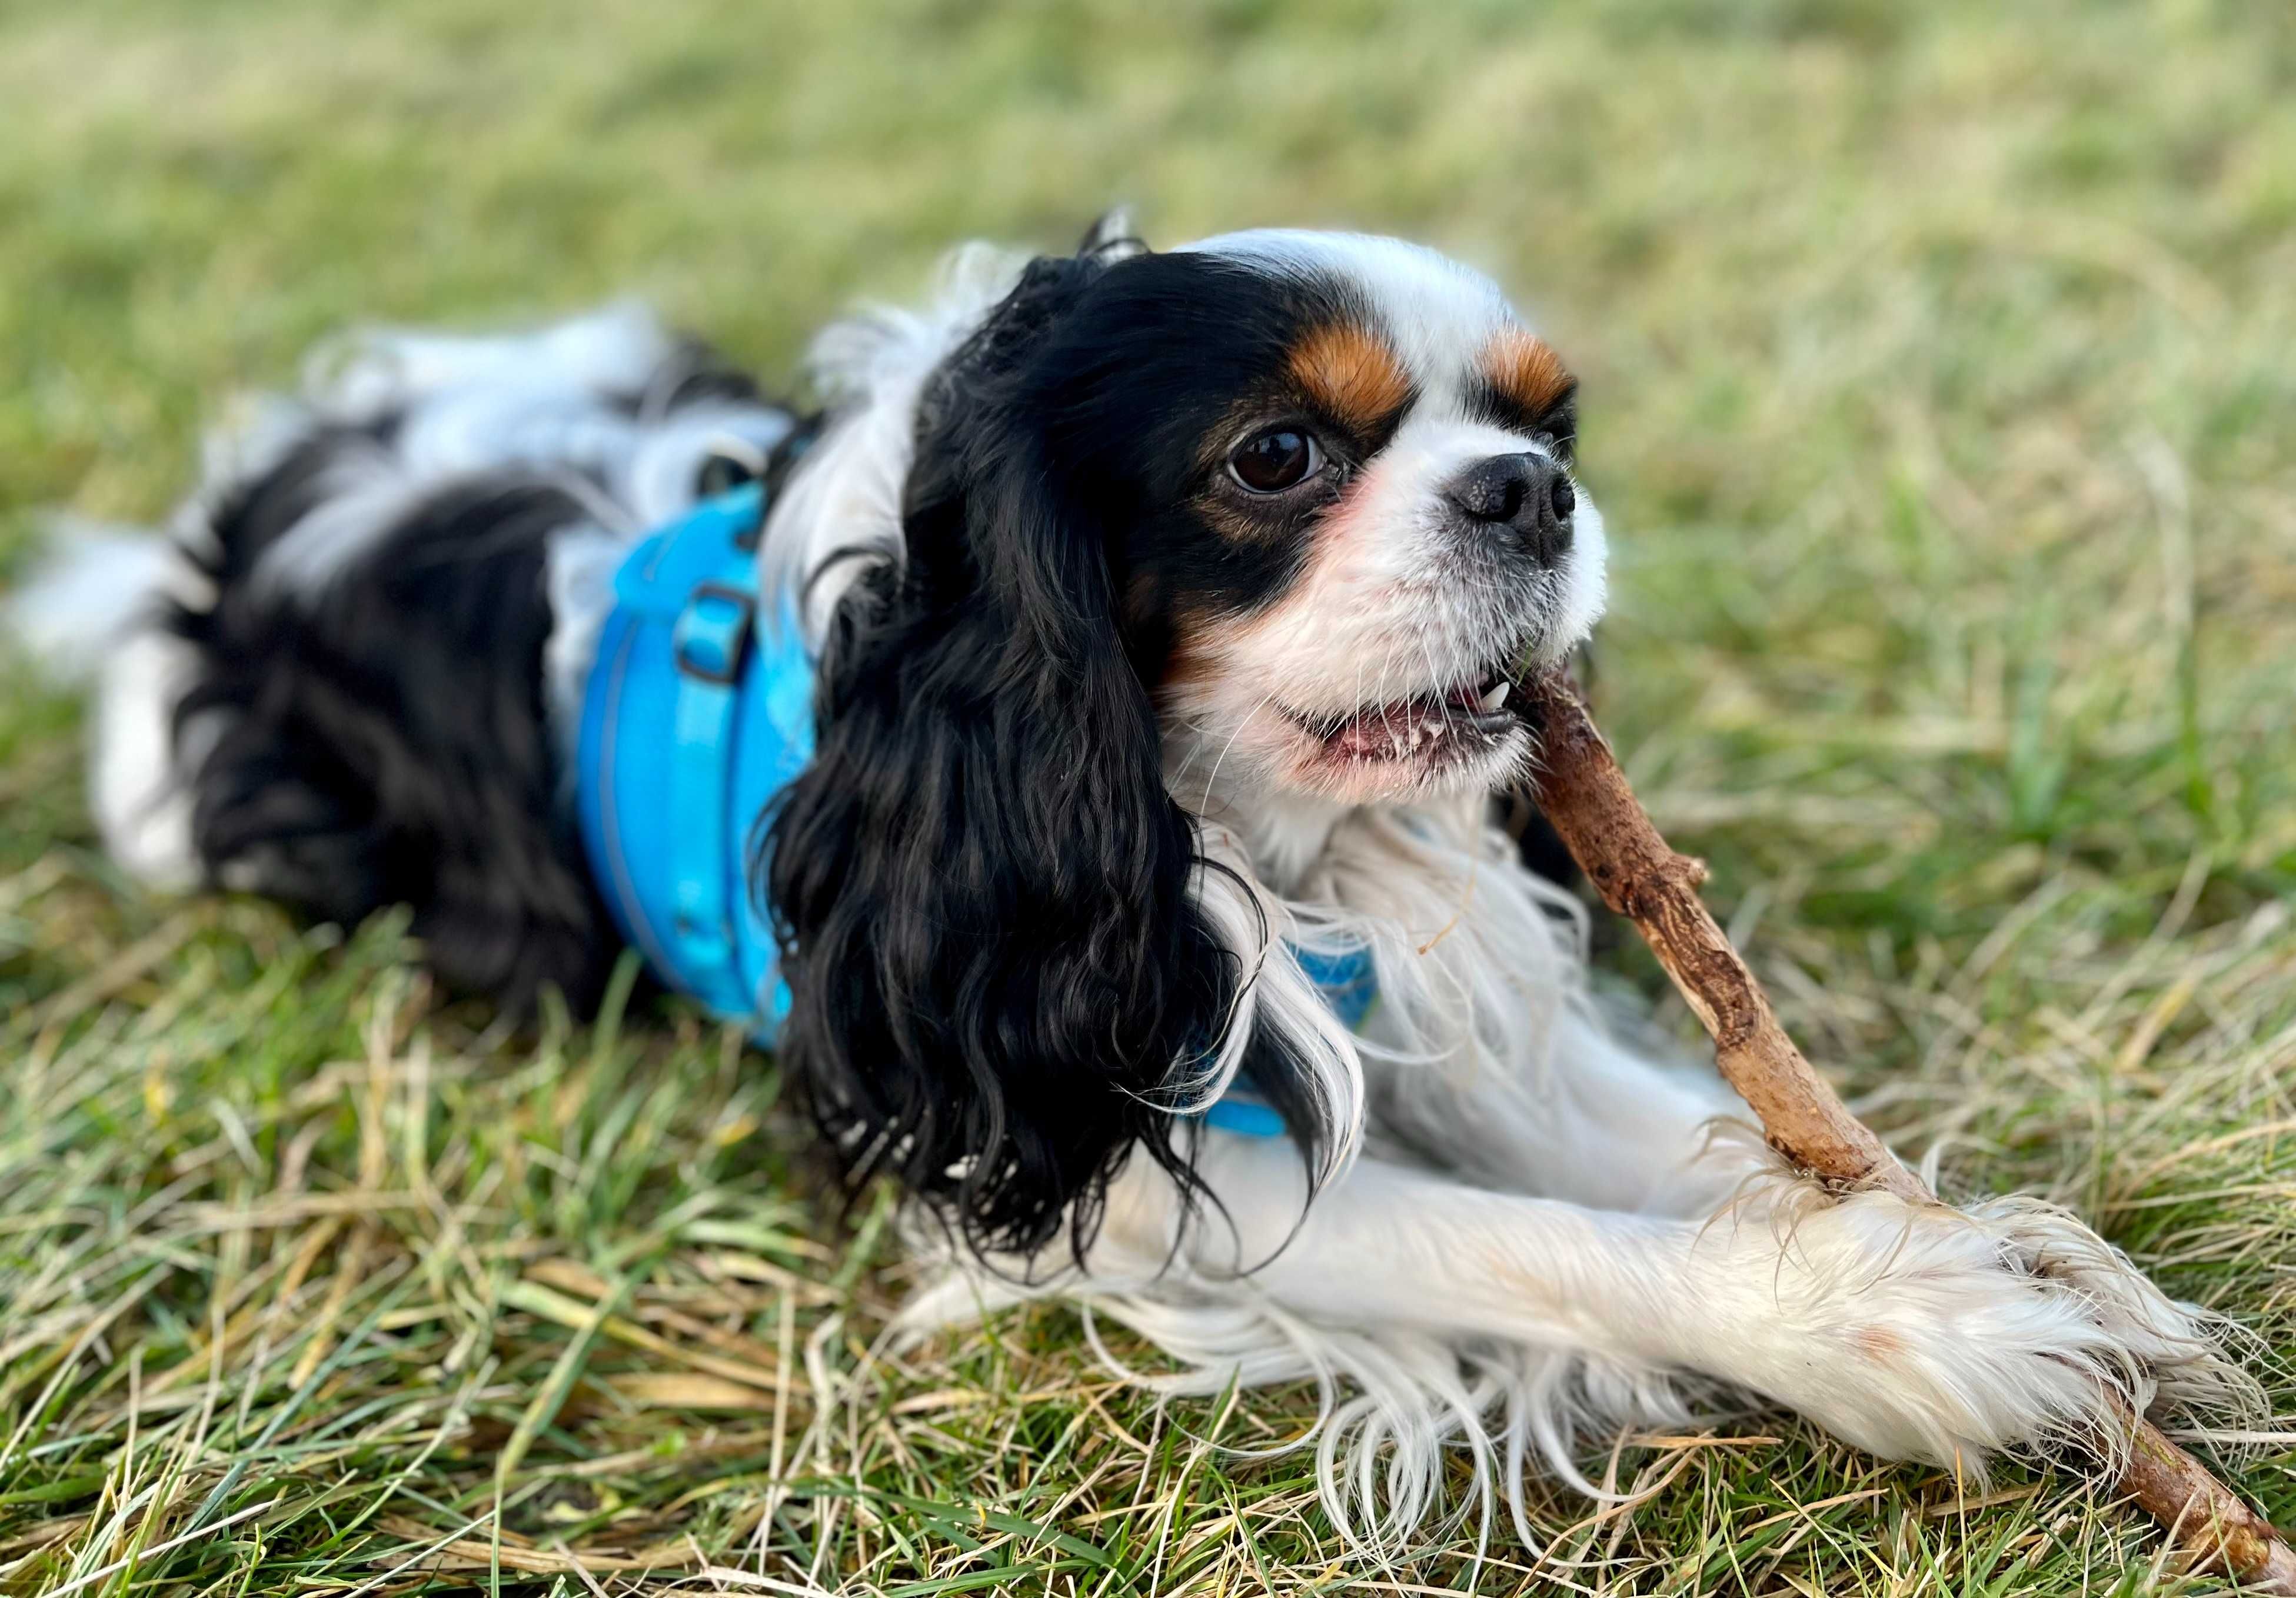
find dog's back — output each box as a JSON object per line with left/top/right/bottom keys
{"left": 15, "top": 306, "right": 794, "bottom": 1010}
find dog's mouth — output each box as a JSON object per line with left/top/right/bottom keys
{"left": 1282, "top": 658, "right": 1521, "bottom": 769}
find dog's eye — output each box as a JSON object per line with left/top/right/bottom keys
{"left": 1229, "top": 428, "right": 1319, "bottom": 494}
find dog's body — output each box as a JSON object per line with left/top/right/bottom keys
{"left": 27, "top": 224, "right": 2247, "bottom": 1546}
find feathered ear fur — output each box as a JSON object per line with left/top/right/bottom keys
{"left": 763, "top": 250, "right": 1312, "bottom": 1260}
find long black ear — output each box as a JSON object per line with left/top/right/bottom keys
{"left": 761, "top": 255, "right": 1249, "bottom": 1260}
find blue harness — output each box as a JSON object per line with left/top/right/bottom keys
{"left": 573, "top": 484, "right": 1375, "bottom": 1138}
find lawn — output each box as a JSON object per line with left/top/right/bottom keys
{"left": 4, "top": 1, "right": 2294, "bottom": 1592}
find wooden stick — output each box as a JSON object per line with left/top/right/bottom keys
{"left": 1511, "top": 663, "right": 2296, "bottom": 1593}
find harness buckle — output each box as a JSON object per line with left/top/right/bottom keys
{"left": 673, "top": 583, "right": 756, "bottom": 686}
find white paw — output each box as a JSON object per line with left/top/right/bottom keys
{"left": 1969, "top": 1194, "right": 2265, "bottom": 1424}
{"left": 1704, "top": 1186, "right": 2257, "bottom": 1473}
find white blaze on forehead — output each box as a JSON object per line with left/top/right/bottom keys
{"left": 1176, "top": 230, "right": 1523, "bottom": 403}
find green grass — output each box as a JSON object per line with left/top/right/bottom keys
{"left": 4, "top": 0, "right": 2295, "bottom": 1592}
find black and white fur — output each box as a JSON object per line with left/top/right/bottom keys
{"left": 16, "top": 222, "right": 2254, "bottom": 1551}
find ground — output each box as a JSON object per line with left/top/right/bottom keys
{"left": 4, "top": 1, "right": 2294, "bottom": 1593}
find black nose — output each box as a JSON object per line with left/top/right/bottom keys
{"left": 1443, "top": 452, "right": 1575, "bottom": 565}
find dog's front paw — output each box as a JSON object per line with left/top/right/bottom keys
{"left": 1969, "top": 1193, "right": 2266, "bottom": 1427}
{"left": 1707, "top": 1187, "right": 2254, "bottom": 1473}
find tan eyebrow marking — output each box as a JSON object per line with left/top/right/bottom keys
{"left": 1482, "top": 328, "right": 1573, "bottom": 417}
{"left": 1287, "top": 322, "right": 1412, "bottom": 432}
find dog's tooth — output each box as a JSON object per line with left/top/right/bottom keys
{"left": 1479, "top": 681, "right": 1510, "bottom": 713}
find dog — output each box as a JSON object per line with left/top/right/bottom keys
{"left": 19, "top": 216, "right": 2250, "bottom": 1549}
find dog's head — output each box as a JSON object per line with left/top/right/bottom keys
{"left": 762, "top": 222, "right": 1603, "bottom": 1257}
{"left": 1052, "top": 227, "right": 1599, "bottom": 808}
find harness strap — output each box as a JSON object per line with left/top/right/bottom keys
{"left": 1200, "top": 941, "right": 1376, "bottom": 1139}
{"left": 1295, "top": 943, "right": 1378, "bottom": 1030}
{"left": 667, "top": 580, "right": 756, "bottom": 1002}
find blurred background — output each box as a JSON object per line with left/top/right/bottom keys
{"left": 3, "top": 2, "right": 2292, "bottom": 1593}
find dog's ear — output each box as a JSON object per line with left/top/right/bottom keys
{"left": 760, "top": 254, "right": 1246, "bottom": 1259}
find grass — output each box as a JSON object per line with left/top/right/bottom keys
{"left": 4, "top": 0, "right": 2294, "bottom": 1591}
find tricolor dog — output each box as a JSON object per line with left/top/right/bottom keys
{"left": 25, "top": 217, "right": 2248, "bottom": 1547}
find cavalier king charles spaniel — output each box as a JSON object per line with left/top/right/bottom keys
{"left": 28, "top": 215, "right": 2247, "bottom": 1549}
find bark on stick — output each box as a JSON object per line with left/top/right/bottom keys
{"left": 1512, "top": 664, "right": 2294, "bottom": 1592}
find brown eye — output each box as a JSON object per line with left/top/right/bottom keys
{"left": 1229, "top": 428, "right": 1319, "bottom": 494}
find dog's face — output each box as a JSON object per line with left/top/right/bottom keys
{"left": 1025, "top": 231, "right": 1604, "bottom": 809}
